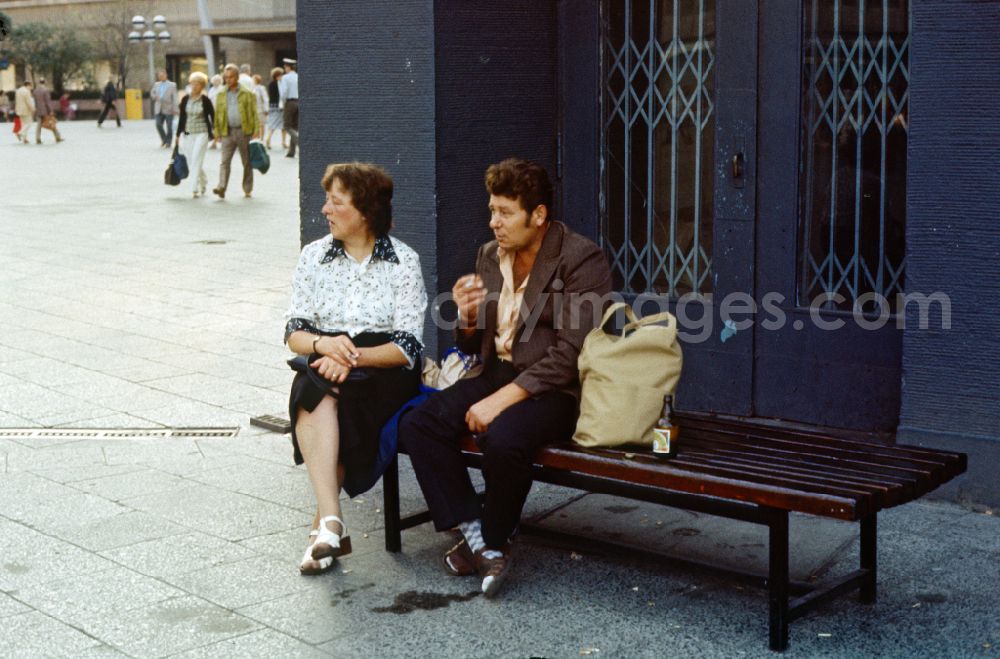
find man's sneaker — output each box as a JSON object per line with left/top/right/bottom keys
{"left": 442, "top": 537, "right": 477, "bottom": 577}
{"left": 478, "top": 549, "right": 511, "bottom": 598}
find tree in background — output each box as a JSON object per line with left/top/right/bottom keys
{"left": 93, "top": 0, "right": 149, "bottom": 91}
{"left": 0, "top": 10, "right": 12, "bottom": 40}
{"left": 0, "top": 11, "right": 12, "bottom": 83}
{"left": 6, "top": 22, "right": 94, "bottom": 94}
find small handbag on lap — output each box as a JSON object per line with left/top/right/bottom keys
{"left": 573, "top": 302, "right": 683, "bottom": 448}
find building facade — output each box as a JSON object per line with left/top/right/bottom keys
{"left": 0, "top": 0, "right": 294, "bottom": 92}
{"left": 283, "top": 1, "right": 998, "bottom": 507}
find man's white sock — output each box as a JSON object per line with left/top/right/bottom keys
{"left": 458, "top": 519, "right": 486, "bottom": 554}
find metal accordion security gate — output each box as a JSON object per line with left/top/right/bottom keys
{"left": 799, "top": 0, "right": 910, "bottom": 314}
{"left": 600, "top": 0, "right": 716, "bottom": 299}
{"left": 596, "top": 0, "right": 911, "bottom": 429}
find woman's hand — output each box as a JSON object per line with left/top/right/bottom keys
{"left": 315, "top": 335, "right": 359, "bottom": 369}
{"left": 310, "top": 355, "right": 352, "bottom": 384}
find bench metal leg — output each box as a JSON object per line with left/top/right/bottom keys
{"left": 383, "top": 455, "right": 402, "bottom": 552}
{"left": 768, "top": 509, "right": 790, "bottom": 652}
{"left": 859, "top": 513, "right": 877, "bottom": 603}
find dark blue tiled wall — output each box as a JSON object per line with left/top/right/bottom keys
{"left": 297, "top": 0, "right": 438, "bottom": 354}
{"left": 900, "top": 2, "right": 1000, "bottom": 504}
{"left": 433, "top": 1, "right": 557, "bottom": 352}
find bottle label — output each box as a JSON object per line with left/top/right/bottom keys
{"left": 652, "top": 428, "right": 672, "bottom": 454}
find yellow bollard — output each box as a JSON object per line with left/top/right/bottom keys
{"left": 124, "top": 88, "right": 144, "bottom": 120}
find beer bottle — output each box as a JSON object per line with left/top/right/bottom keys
{"left": 652, "top": 394, "right": 678, "bottom": 457}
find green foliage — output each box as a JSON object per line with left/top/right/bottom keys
{"left": 6, "top": 22, "right": 95, "bottom": 93}
{"left": 0, "top": 11, "right": 13, "bottom": 38}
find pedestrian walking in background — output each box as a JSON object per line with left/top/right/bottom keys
{"left": 151, "top": 70, "right": 178, "bottom": 148}
{"left": 252, "top": 74, "right": 269, "bottom": 135}
{"left": 58, "top": 93, "right": 74, "bottom": 120}
{"left": 212, "top": 63, "right": 261, "bottom": 199}
{"left": 177, "top": 72, "right": 215, "bottom": 198}
{"left": 265, "top": 67, "right": 285, "bottom": 150}
{"left": 239, "top": 64, "right": 254, "bottom": 91}
{"left": 207, "top": 74, "right": 224, "bottom": 149}
{"left": 207, "top": 74, "right": 224, "bottom": 104}
{"left": 15, "top": 81, "right": 35, "bottom": 143}
{"left": 97, "top": 80, "right": 121, "bottom": 128}
{"left": 279, "top": 58, "right": 298, "bottom": 158}
{"left": 33, "top": 79, "right": 63, "bottom": 144}
{"left": 0, "top": 90, "right": 10, "bottom": 123}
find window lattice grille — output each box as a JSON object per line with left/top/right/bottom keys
{"left": 799, "top": 0, "right": 910, "bottom": 312}
{"left": 600, "top": 0, "right": 716, "bottom": 297}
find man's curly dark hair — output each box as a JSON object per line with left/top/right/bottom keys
{"left": 484, "top": 158, "right": 553, "bottom": 221}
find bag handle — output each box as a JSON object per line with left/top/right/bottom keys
{"left": 623, "top": 310, "right": 675, "bottom": 334}
{"left": 599, "top": 302, "right": 638, "bottom": 335}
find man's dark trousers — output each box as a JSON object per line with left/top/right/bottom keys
{"left": 97, "top": 101, "right": 121, "bottom": 127}
{"left": 283, "top": 99, "right": 298, "bottom": 157}
{"left": 155, "top": 113, "right": 174, "bottom": 146}
{"left": 400, "top": 359, "right": 577, "bottom": 549}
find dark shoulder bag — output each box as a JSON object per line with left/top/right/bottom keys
{"left": 287, "top": 354, "right": 369, "bottom": 399}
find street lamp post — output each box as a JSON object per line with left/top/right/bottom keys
{"left": 128, "top": 15, "right": 170, "bottom": 87}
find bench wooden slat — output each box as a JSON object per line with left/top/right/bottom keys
{"left": 681, "top": 441, "right": 920, "bottom": 492}
{"left": 655, "top": 455, "right": 879, "bottom": 504}
{"left": 458, "top": 437, "right": 866, "bottom": 520}
{"left": 679, "top": 449, "right": 908, "bottom": 508}
{"left": 681, "top": 427, "right": 953, "bottom": 492}
{"left": 682, "top": 433, "right": 930, "bottom": 495}
{"left": 683, "top": 418, "right": 966, "bottom": 481}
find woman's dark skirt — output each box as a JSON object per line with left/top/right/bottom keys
{"left": 288, "top": 332, "right": 419, "bottom": 498}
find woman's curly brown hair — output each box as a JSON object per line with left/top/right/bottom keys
{"left": 322, "top": 162, "right": 394, "bottom": 236}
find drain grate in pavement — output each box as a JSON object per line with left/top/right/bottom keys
{"left": 249, "top": 415, "right": 292, "bottom": 434}
{"left": 0, "top": 427, "right": 241, "bottom": 440}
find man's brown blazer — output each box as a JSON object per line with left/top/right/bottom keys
{"left": 456, "top": 221, "right": 613, "bottom": 398}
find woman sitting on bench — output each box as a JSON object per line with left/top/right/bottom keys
{"left": 284, "top": 162, "right": 428, "bottom": 575}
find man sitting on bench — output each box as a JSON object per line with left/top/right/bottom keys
{"left": 400, "top": 158, "right": 612, "bottom": 597}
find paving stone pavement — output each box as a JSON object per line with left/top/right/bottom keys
{"left": 2, "top": 121, "right": 999, "bottom": 658}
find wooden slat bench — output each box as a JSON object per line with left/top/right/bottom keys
{"left": 381, "top": 414, "right": 966, "bottom": 651}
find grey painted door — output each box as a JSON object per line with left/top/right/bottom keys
{"left": 754, "top": 0, "right": 909, "bottom": 432}
{"left": 561, "top": 0, "right": 759, "bottom": 416}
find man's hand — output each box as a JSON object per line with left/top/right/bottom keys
{"left": 453, "top": 274, "right": 486, "bottom": 329}
{"left": 465, "top": 383, "right": 530, "bottom": 434}
{"left": 310, "top": 355, "right": 352, "bottom": 384}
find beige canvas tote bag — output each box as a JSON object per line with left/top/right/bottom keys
{"left": 573, "top": 302, "right": 683, "bottom": 448}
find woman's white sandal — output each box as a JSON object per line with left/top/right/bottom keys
{"left": 299, "top": 530, "right": 334, "bottom": 575}
{"left": 311, "top": 515, "right": 352, "bottom": 560}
